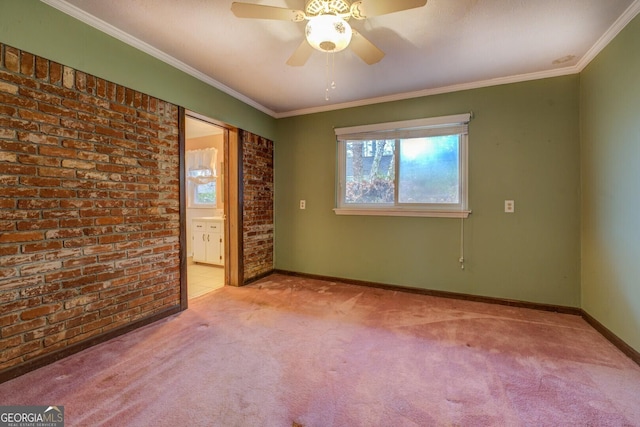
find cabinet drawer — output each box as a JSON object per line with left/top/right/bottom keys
{"left": 192, "top": 221, "right": 207, "bottom": 231}
{"left": 206, "top": 222, "right": 221, "bottom": 232}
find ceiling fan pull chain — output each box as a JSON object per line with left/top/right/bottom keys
{"left": 325, "top": 52, "right": 331, "bottom": 101}
{"left": 325, "top": 52, "right": 337, "bottom": 101}
{"left": 331, "top": 52, "right": 337, "bottom": 90}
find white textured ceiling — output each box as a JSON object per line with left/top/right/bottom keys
{"left": 44, "top": 0, "right": 640, "bottom": 117}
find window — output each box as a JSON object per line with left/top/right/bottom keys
{"left": 187, "top": 148, "right": 218, "bottom": 208}
{"left": 335, "top": 113, "right": 471, "bottom": 218}
{"left": 191, "top": 180, "right": 217, "bottom": 206}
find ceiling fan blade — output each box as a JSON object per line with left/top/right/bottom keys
{"left": 350, "top": 31, "right": 384, "bottom": 65}
{"left": 351, "top": 0, "right": 427, "bottom": 19}
{"left": 286, "top": 40, "right": 314, "bottom": 66}
{"left": 231, "top": 2, "right": 305, "bottom": 22}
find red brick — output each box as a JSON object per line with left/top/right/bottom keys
{"left": 0, "top": 335, "right": 22, "bottom": 351}
{"left": 16, "top": 199, "right": 59, "bottom": 210}
{"left": 0, "top": 341, "right": 41, "bottom": 363}
{"left": 82, "top": 316, "right": 112, "bottom": 333}
{"left": 39, "top": 287, "right": 76, "bottom": 304}
{"left": 18, "top": 108, "right": 59, "bottom": 125}
{"left": 22, "top": 240, "right": 63, "bottom": 253}
{"left": 64, "top": 294, "right": 99, "bottom": 310}
{"left": 0, "top": 313, "right": 19, "bottom": 328}
{"left": 0, "top": 210, "right": 39, "bottom": 221}
{"left": 47, "top": 306, "right": 82, "bottom": 324}
{"left": 44, "top": 267, "right": 83, "bottom": 283}
{"left": 96, "top": 270, "right": 124, "bottom": 282}
{"left": 2, "top": 318, "right": 46, "bottom": 338}
{"left": 20, "top": 304, "right": 62, "bottom": 321}
{"left": 34, "top": 56, "right": 48, "bottom": 80}
{"left": 49, "top": 62, "right": 62, "bottom": 83}
{"left": 20, "top": 176, "right": 61, "bottom": 187}
{"left": 0, "top": 163, "right": 38, "bottom": 176}
{"left": 62, "top": 237, "right": 97, "bottom": 248}
{"left": 39, "top": 145, "right": 77, "bottom": 158}
{"left": 17, "top": 132, "right": 58, "bottom": 146}
{"left": 60, "top": 274, "right": 97, "bottom": 289}
{"left": 65, "top": 312, "right": 99, "bottom": 328}
{"left": 23, "top": 322, "right": 65, "bottom": 342}
{"left": 0, "top": 231, "right": 44, "bottom": 243}
{"left": 17, "top": 154, "right": 60, "bottom": 167}
{"left": 16, "top": 219, "right": 59, "bottom": 231}
{"left": 38, "top": 166, "right": 76, "bottom": 178}
{"left": 0, "top": 295, "right": 42, "bottom": 316}
{"left": 3, "top": 46, "right": 19, "bottom": 72}
{"left": 21, "top": 261, "right": 62, "bottom": 276}
{"left": 38, "top": 82, "right": 74, "bottom": 101}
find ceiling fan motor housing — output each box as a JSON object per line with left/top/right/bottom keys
{"left": 305, "top": 0, "right": 351, "bottom": 17}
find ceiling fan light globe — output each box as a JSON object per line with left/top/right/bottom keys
{"left": 305, "top": 15, "right": 352, "bottom": 53}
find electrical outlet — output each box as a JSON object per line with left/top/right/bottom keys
{"left": 505, "top": 200, "right": 515, "bottom": 213}
{"left": 299, "top": 200, "right": 306, "bottom": 210}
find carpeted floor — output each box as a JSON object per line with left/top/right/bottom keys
{"left": 2, "top": 274, "right": 639, "bottom": 426}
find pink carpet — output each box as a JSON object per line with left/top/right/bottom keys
{"left": 2, "top": 274, "right": 639, "bottom": 426}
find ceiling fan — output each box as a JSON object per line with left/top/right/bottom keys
{"left": 231, "top": 0, "right": 428, "bottom": 66}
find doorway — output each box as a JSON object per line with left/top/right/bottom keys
{"left": 184, "top": 115, "right": 227, "bottom": 299}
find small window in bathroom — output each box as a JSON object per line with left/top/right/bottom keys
{"left": 186, "top": 147, "right": 218, "bottom": 208}
{"left": 192, "top": 180, "right": 217, "bottom": 206}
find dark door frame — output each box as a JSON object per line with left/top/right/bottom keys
{"left": 179, "top": 108, "right": 243, "bottom": 311}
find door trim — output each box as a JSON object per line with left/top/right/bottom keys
{"left": 179, "top": 108, "right": 187, "bottom": 310}
{"left": 181, "top": 110, "right": 243, "bottom": 306}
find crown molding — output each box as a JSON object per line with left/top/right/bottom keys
{"left": 42, "top": 0, "right": 640, "bottom": 120}
{"left": 274, "top": 66, "right": 580, "bottom": 118}
{"left": 39, "top": 0, "right": 277, "bottom": 118}
{"left": 575, "top": 0, "right": 640, "bottom": 71}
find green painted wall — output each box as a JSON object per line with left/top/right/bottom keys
{"left": 580, "top": 15, "right": 640, "bottom": 351}
{"left": 275, "top": 76, "right": 581, "bottom": 306}
{"left": 0, "top": 0, "right": 276, "bottom": 139}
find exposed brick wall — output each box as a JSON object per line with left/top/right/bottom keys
{"left": 241, "top": 131, "right": 274, "bottom": 281}
{"left": 0, "top": 44, "right": 181, "bottom": 372}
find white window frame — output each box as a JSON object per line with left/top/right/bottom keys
{"left": 334, "top": 113, "right": 471, "bottom": 218}
{"left": 188, "top": 179, "right": 217, "bottom": 209}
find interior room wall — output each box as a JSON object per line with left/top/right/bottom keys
{"left": 275, "top": 76, "right": 582, "bottom": 307}
{"left": 580, "top": 14, "right": 640, "bottom": 352}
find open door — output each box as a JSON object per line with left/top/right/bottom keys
{"left": 180, "top": 110, "right": 242, "bottom": 310}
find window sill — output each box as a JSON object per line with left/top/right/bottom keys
{"left": 333, "top": 208, "right": 471, "bottom": 218}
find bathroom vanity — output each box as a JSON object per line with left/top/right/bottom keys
{"left": 192, "top": 217, "right": 224, "bottom": 265}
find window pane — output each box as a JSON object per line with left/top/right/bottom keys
{"left": 398, "top": 136, "right": 459, "bottom": 204}
{"left": 194, "top": 181, "right": 216, "bottom": 204}
{"left": 345, "top": 140, "right": 395, "bottom": 204}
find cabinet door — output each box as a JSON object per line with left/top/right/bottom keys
{"left": 206, "top": 221, "right": 223, "bottom": 265}
{"left": 206, "top": 232, "right": 221, "bottom": 264}
{"left": 192, "top": 221, "right": 208, "bottom": 262}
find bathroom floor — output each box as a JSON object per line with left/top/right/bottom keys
{"left": 188, "top": 259, "right": 225, "bottom": 298}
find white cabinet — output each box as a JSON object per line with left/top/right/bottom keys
{"left": 192, "top": 218, "right": 224, "bottom": 265}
